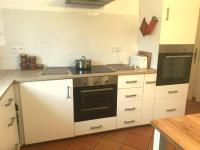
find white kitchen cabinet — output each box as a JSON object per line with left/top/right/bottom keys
{"left": 153, "top": 97, "right": 186, "bottom": 119}
{"left": 153, "top": 84, "right": 188, "bottom": 119}
{"left": 160, "top": 0, "right": 199, "bottom": 44}
{"left": 75, "top": 117, "right": 116, "bottom": 136}
{"left": 118, "top": 75, "right": 144, "bottom": 88}
{"left": 20, "top": 79, "right": 74, "bottom": 144}
{"left": 155, "top": 84, "right": 189, "bottom": 98}
{"left": 0, "top": 86, "right": 19, "bottom": 150}
{"left": 117, "top": 75, "right": 144, "bottom": 128}
{"left": 142, "top": 74, "right": 156, "bottom": 124}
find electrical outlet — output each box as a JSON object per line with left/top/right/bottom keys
{"left": 11, "top": 47, "right": 18, "bottom": 54}
{"left": 11, "top": 47, "right": 25, "bottom": 54}
{"left": 112, "top": 46, "right": 121, "bottom": 53}
{"left": 18, "top": 47, "right": 25, "bottom": 54}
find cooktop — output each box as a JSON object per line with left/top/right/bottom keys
{"left": 107, "top": 64, "right": 134, "bottom": 71}
{"left": 68, "top": 65, "right": 114, "bottom": 75}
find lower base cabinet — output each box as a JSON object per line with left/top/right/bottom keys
{"left": 20, "top": 80, "right": 74, "bottom": 144}
{"left": 0, "top": 86, "right": 19, "bottom": 150}
{"left": 153, "top": 97, "right": 186, "bottom": 120}
{"left": 75, "top": 117, "right": 116, "bottom": 136}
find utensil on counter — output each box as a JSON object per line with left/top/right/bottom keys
{"left": 74, "top": 56, "right": 92, "bottom": 70}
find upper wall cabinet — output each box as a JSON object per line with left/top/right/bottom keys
{"left": 160, "top": 0, "right": 200, "bottom": 44}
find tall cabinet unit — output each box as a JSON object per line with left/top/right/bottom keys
{"left": 20, "top": 79, "right": 74, "bottom": 144}
{"left": 0, "top": 86, "right": 19, "bottom": 150}
{"left": 160, "top": 0, "right": 200, "bottom": 44}
{"left": 138, "top": 0, "right": 200, "bottom": 68}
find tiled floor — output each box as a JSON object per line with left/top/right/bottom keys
{"left": 21, "top": 100, "right": 200, "bottom": 150}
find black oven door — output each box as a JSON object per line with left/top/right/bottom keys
{"left": 74, "top": 84, "right": 117, "bottom": 122}
{"left": 157, "top": 52, "right": 193, "bottom": 85}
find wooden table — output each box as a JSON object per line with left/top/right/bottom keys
{"left": 151, "top": 114, "right": 200, "bottom": 150}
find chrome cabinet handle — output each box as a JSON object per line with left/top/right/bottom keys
{"left": 67, "top": 86, "right": 71, "bottom": 99}
{"left": 166, "top": 108, "right": 176, "bottom": 112}
{"left": 146, "top": 81, "right": 156, "bottom": 84}
{"left": 8, "top": 117, "right": 15, "bottom": 127}
{"left": 125, "top": 107, "right": 136, "bottom": 111}
{"left": 90, "top": 125, "right": 102, "bottom": 130}
{"left": 168, "top": 90, "right": 178, "bottom": 94}
{"left": 126, "top": 81, "right": 137, "bottom": 84}
{"left": 5, "top": 98, "right": 14, "bottom": 107}
{"left": 124, "top": 120, "right": 135, "bottom": 124}
{"left": 166, "top": 7, "right": 170, "bottom": 21}
{"left": 125, "top": 94, "right": 137, "bottom": 98}
{"left": 194, "top": 48, "right": 198, "bottom": 64}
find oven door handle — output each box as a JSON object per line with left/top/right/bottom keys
{"left": 81, "top": 88, "right": 113, "bottom": 93}
{"left": 165, "top": 55, "right": 192, "bottom": 58}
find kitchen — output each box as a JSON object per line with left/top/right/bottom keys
{"left": 0, "top": 0, "right": 200, "bottom": 150}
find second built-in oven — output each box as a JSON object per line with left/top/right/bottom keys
{"left": 157, "top": 44, "right": 194, "bottom": 86}
{"left": 73, "top": 76, "right": 117, "bottom": 122}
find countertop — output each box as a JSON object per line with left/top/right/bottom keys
{"left": 151, "top": 114, "right": 200, "bottom": 150}
{"left": 0, "top": 68, "right": 156, "bottom": 99}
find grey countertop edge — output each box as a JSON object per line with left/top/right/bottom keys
{"left": 0, "top": 68, "right": 157, "bottom": 99}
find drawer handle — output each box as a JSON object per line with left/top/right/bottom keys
{"left": 8, "top": 117, "right": 15, "bottom": 127}
{"left": 146, "top": 81, "right": 156, "bottom": 84}
{"left": 166, "top": 108, "right": 176, "bottom": 112}
{"left": 5, "top": 98, "right": 14, "bottom": 107}
{"left": 124, "top": 120, "right": 135, "bottom": 124}
{"left": 125, "top": 107, "right": 136, "bottom": 111}
{"left": 125, "top": 94, "right": 137, "bottom": 98}
{"left": 126, "top": 81, "right": 137, "bottom": 84}
{"left": 168, "top": 90, "right": 178, "bottom": 94}
{"left": 90, "top": 125, "right": 103, "bottom": 130}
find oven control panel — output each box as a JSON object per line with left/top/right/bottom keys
{"left": 73, "top": 76, "right": 118, "bottom": 87}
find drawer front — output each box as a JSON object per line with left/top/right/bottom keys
{"left": 118, "top": 75, "right": 144, "bottom": 89}
{"left": 117, "top": 114, "right": 141, "bottom": 129}
{"left": 144, "top": 74, "right": 157, "bottom": 86}
{"left": 153, "top": 97, "right": 187, "bottom": 120}
{"left": 75, "top": 117, "right": 116, "bottom": 136}
{"left": 0, "top": 107, "right": 17, "bottom": 127}
{"left": 118, "top": 88, "right": 143, "bottom": 102}
{"left": 0, "top": 87, "right": 14, "bottom": 108}
{"left": 155, "top": 84, "right": 189, "bottom": 98}
{"left": 117, "top": 101, "right": 142, "bottom": 116}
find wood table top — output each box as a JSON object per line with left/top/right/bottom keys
{"left": 151, "top": 114, "right": 200, "bottom": 150}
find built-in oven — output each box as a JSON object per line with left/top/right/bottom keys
{"left": 73, "top": 76, "right": 117, "bottom": 122}
{"left": 157, "top": 44, "right": 194, "bottom": 86}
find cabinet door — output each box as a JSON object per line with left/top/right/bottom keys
{"left": 160, "top": 0, "right": 199, "bottom": 44}
{"left": 153, "top": 96, "right": 186, "bottom": 119}
{"left": 142, "top": 74, "right": 156, "bottom": 124}
{"left": 20, "top": 79, "right": 74, "bottom": 144}
{"left": 0, "top": 86, "right": 19, "bottom": 150}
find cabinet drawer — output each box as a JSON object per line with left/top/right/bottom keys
{"left": 0, "top": 88, "right": 14, "bottom": 108}
{"left": 118, "top": 75, "right": 144, "bottom": 88}
{"left": 117, "top": 101, "right": 142, "bottom": 116}
{"left": 155, "top": 84, "right": 189, "bottom": 98}
{"left": 153, "top": 97, "right": 186, "bottom": 120}
{"left": 75, "top": 117, "right": 116, "bottom": 136}
{"left": 144, "top": 74, "right": 156, "bottom": 86}
{"left": 118, "top": 88, "right": 143, "bottom": 102}
{"left": 117, "top": 114, "right": 141, "bottom": 129}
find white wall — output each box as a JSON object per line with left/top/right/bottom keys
{"left": 137, "top": 0, "right": 163, "bottom": 69}
{"left": 0, "top": 0, "right": 139, "bottom": 69}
